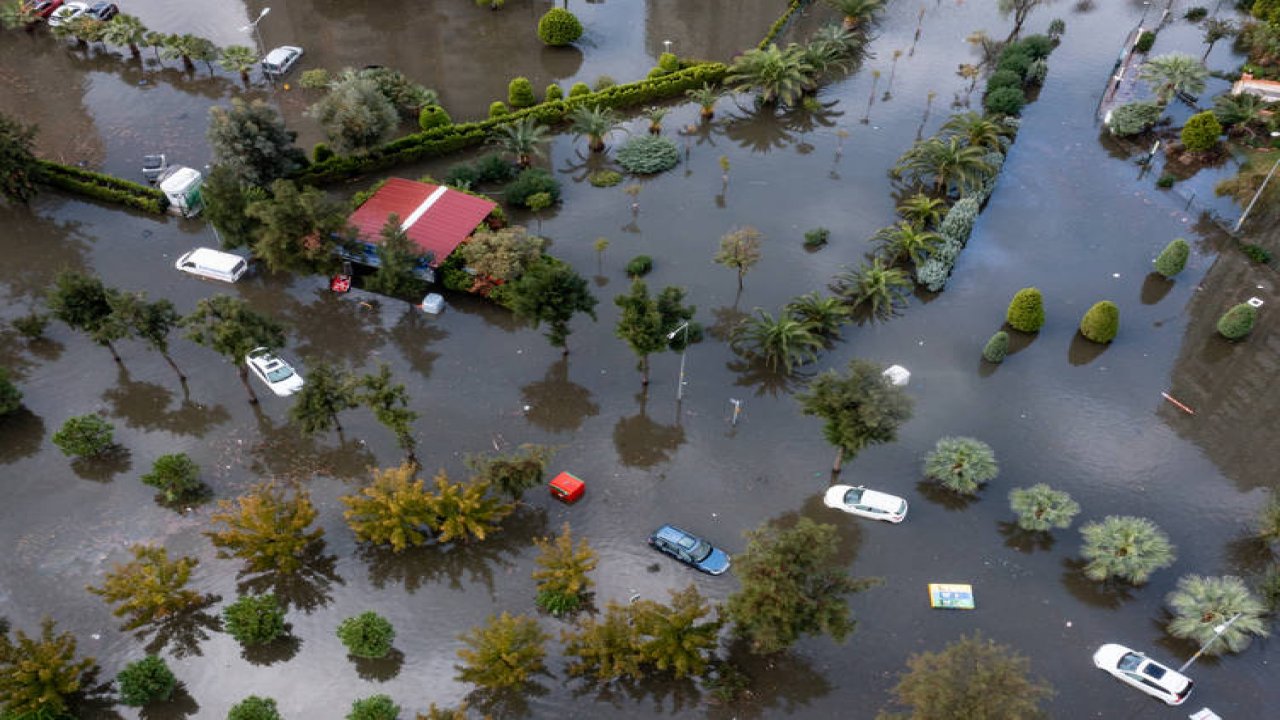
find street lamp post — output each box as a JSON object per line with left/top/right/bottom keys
{"left": 1178, "top": 612, "right": 1243, "bottom": 673}
{"left": 1234, "top": 132, "right": 1280, "bottom": 233}
{"left": 667, "top": 322, "right": 690, "bottom": 402}
{"left": 241, "top": 7, "right": 272, "bottom": 83}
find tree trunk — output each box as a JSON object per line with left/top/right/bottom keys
{"left": 832, "top": 445, "right": 845, "bottom": 474}
{"left": 103, "top": 341, "right": 122, "bottom": 363}
{"left": 241, "top": 69, "right": 250, "bottom": 86}
{"left": 181, "top": 56, "right": 194, "bottom": 72}
{"left": 129, "top": 43, "right": 140, "bottom": 58}
{"left": 332, "top": 413, "right": 344, "bottom": 434}
{"left": 737, "top": 270, "right": 745, "bottom": 290}
{"left": 640, "top": 355, "right": 650, "bottom": 386}
{"left": 161, "top": 351, "right": 186, "bottom": 381}
{"left": 238, "top": 365, "right": 259, "bottom": 404}
{"left": 1202, "top": 43, "right": 1214, "bottom": 62}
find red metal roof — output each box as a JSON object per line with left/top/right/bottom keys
{"left": 348, "top": 178, "right": 496, "bottom": 267}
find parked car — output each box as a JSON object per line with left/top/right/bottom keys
{"left": 647, "top": 524, "right": 730, "bottom": 575}
{"left": 46, "top": 0, "right": 87, "bottom": 26}
{"left": 174, "top": 247, "right": 249, "bottom": 283}
{"left": 245, "top": 347, "right": 305, "bottom": 397}
{"left": 261, "top": 46, "right": 303, "bottom": 76}
{"left": 823, "top": 484, "right": 908, "bottom": 523}
{"left": 25, "top": 0, "right": 64, "bottom": 20}
{"left": 83, "top": 2, "right": 117, "bottom": 20}
{"left": 1092, "top": 643, "right": 1194, "bottom": 706}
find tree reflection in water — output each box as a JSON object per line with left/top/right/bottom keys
{"left": 135, "top": 597, "right": 223, "bottom": 659}
{"left": 613, "top": 393, "right": 686, "bottom": 468}
{"left": 520, "top": 357, "right": 600, "bottom": 434}
{"left": 1059, "top": 557, "right": 1136, "bottom": 611}
{"left": 236, "top": 542, "right": 343, "bottom": 615}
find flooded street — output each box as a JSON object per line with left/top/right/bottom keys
{"left": 2, "top": 0, "right": 1278, "bottom": 718}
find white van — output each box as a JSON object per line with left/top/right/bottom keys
{"left": 261, "top": 46, "right": 304, "bottom": 76}
{"left": 175, "top": 248, "right": 249, "bottom": 283}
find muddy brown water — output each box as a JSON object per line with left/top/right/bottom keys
{"left": 2, "top": 1, "right": 1278, "bottom": 718}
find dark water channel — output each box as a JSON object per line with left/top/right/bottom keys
{"left": 2, "top": 1, "right": 1278, "bottom": 718}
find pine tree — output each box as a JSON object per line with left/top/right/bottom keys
{"left": 206, "top": 482, "right": 324, "bottom": 574}
{"left": 425, "top": 470, "right": 512, "bottom": 544}
{"left": 116, "top": 655, "right": 176, "bottom": 706}
{"left": 561, "top": 601, "right": 643, "bottom": 681}
{"left": 631, "top": 585, "right": 722, "bottom": 678}
{"left": 289, "top": 360, "right": 359, "bottom": 436}
{"left": 341, "top": 463, "right": 436, "bottom": 552}
{"left": 0, "top": 618, "right": 97, "bottom": 719}
{"left": 222, "top": 594, "right": 287, "bottom": 647}
{"left": 532, "top": 523, "right": 598, "bottom": 615}
{"left": 86, "top": 544, "right": 204, "bottom": 629}
{"left": 455, "top": 613, "right": 548, "bottom": 691}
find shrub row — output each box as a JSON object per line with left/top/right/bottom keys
{"left": 35, "top": 161, "right": 169, "bottom": 214}
{"left": 759, "top": 0, "right": 811, "bottom": 50}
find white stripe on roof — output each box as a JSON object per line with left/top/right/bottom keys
{"left": 400, "top": 185, "right": 449, "bottom": 232}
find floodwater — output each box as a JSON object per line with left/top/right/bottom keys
{"left": 2, "top": 1, "right": 1278, "bottom": 718}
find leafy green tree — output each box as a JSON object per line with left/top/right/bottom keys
{"left": 358, "top": 364, "right": 420, "bottom": 462}
{"left": 731, "top": 308, "right": 824, "bottom": 374}
{"left": 897, "top": 193, "right": 948, "bottom": 229}
{"left": 289, "top": 360, "right": 359, "bottom": 436}
{"left": 0, "top": 618, "right": 97, "bottom": 720}
{"left": 893, "top": 136, "right": 994, "bottom": 196}
{"left": 533, "top": 523, "right": 598, "bottom": 615}
{"left": 1218, "top": 303, "right": 1258, "bottom": 340}
{"left": 1079, "top": 300, "right": 1119, "bottom": 343}
{"left": 182, "top": 294, "right": 286, "bottom": 404}
{"left": 365, "top": 213, "right": 427, "bottom": 299}
{"left": 826, "top": 0, "right": 885, "bottom": 30}
{"left": 537, "top": 7, "right": 583, "bottom": 46}
{"left": 208, "top": 98, "right": 306, "bottom": 188}
{"left": 425, "top": 470, "right": 512, "bottom": 544}
{"left": 337, "top": 612, "right": 395, "bottom": 659}
{"left": 785, "top": 292, "right": 851, "bottom": 337}
{"left": 1008, "top": 484, "right": 1079, "bottom": 532}
{"left": 561, "top": 601, "right": 642, "bottom": 681}
{"left": 875, "top": 222, "right": 942, "bottom": 267}
{"left": 140, "top": 453, "right": 203, "bottom": 503}
{"left": 352, "top": 67, "right": 438, "bottom": 119}
{"left": 509, "top": 261, "right": 598, "bottom": 355}
{"left": 831, "top": 258, "right": 912, "bottom": 319}
{"left": 0, "top": 112, "right": 38, "bottom": 203}
{"left": 1005, "top": 287, "right": 1044, "bottom": 332}
{"left": 86, "top": 544, "right": 203, "bottom": 629}
{"left": 457, "top": 226, "right": 543, "bottom": 283}
{"left": 1154, "top": 238, "right": 1190, "bottom": 278}
{"left": 202, "top": 164, "right": 267, "bottom": 250}
{"left": 797, "top": 358, "right": 914, "bottom": 473}
{"left": 1079, "top": 515, "right": 1176, "bottom": 585}
{"left": 1109, "top": 100, "right": 1162, "bottom": 137}
{"left": 110, "top": 291, "right": 186, "bottom": 380}
{"left": 1181, "top": 111, "right": 1222, "bottom": 152}
{"left": 246, "top": 179, "right": 352, "bottom": 275}
{"left": 614, "top": 280, "right": 695, "bottom": 385}
{"left": 982, "top": 331, "right": 1009, "bottom": 363}
{"left": 569, "top": 105, "right": 619, "bottom": 153}
{"left": 455, "top": 613, "right": 549, "bottom": 690}
{"left": 727, "top": 517, "right": 881, "bottom": 654}
{"left": 307, "top": 75, "right": 399, "bottom": 154}
{"left": 228, "top": 696, "right": 282, "bottom": 720}
{"left": 1165, "top": 575, "right": 1269, "bottom": 654}
{"left": 465, "top": 443, "right": 555, "bottom": 501}
{"left": 882, "top": 632, "right": 1054, "bottom": 718}
{"left": 493, "top": 116, "right": 551, "bottom": 168}
{"left": 714, "top": 226, "right": 763, "bottom": 290}
{"left": 52, "top": 414, "right": 116, "bottom": 458}
{"left": 116, "top": 655, "right": 176, "bottom": 706}
{"left": 206, "top": 481, "right": 324, "bottom": 574}
{"left": 223, "top": 594, "right": 286, "bottom": 647}
{"left": 725, "top": 43, "right": 814, "bottom": 107}
{"left": 1139, "top": 53, "right": 1208, "bottom": 105}
{"left": 350, "top": 694, "right": 401, "bottom": 720}
{"left": 341, "top": 463, "right": 436, "bottom": 552}
{"left": 46, "top": 271, "right": 128, "bottom": 362}
{"left": 0, "top": 368, "right": 21, "bottom": 417}
{"left": 219, "top": 45, "right": 258, "bottom": 85}
{"left": 923, "top": 436, "right": 999, "bottom": 496}
{"left": 632, "top": 585, "right": 722, "bottom": 678}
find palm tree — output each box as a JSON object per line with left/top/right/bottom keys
{"left": 1165, "top": 575, "right": 1269, "bottom": 654}
{"left": 1201, "top": 18, "right": 1237, "bottom": 62}
{"left": 809, "top": 24, "right": 859, "bottom": 59}
{"left": 825, "top": 0, "right": 885, "bottom": 31}
{"left": 143, "top": 30, "right": 166, "bottom": 60}
{"left": 1008, "top": 484, "right": 1080, "bottom": 532}
{"left": 219, "top": 45, "right": 258, "bottom": 86}
{"left": 187, "top": 36, "right": 219, "bottom": 75}
{"left": 725, "top": 43, "right": 814, "bottom": 108}
{"left": 1139, "top": 53, "right": 1208, "bottom": 105}
{"left": 685, "top": 83, "right": 722, "bottom": 119}
{"left": 785, "top": 292, "right": 850, "bottom": 337}
{"left": 830, "top": 258, "right": 912, "bottom": 319}
{"left": 1212, "top": 92, "right": 1269, "bottom": 139}
{"left": 569, "top": 105, "right": 618, "bottom": 153}
{"left": 923, "top": 436, "right": 998, "bottom": 495}
{"left": 1079, "top": 516, "right": 1177, "bottom": 585}
{"left": 643, "top": 106, "right": 669, "bottom": 135}
{"left": 941, "top": 111, "right": 1010, "bottom": 151}
{"left": 799, "top": 34, "right": 854, "bottom": 89}
{"left": 897, "top": 193, "right": 948, "bottom": 229}
{"left": 493, "top": 116, "right": 550, "bottom": 168}
{"left": 874, "top": 221, "right": 942, "bottom": 267}
{"left": 159, "top": 33, "right": 199, "bottom": 73}
{"left": 894, "top": 136, "right": 995, "bottom": 195}
{"left": 101, "top": 13, "right": 146, "bottom": 59}
{"left": 730, "top": 308, "right": 824, "bottom": 374}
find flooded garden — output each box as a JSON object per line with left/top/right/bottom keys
{"left": 1, "top": 0, "right": 1278, "bottom": 718}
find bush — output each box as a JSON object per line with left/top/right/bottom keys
{"left": 116, "top": 655, "right": 176, "bottom": 706}
{"left": 36, "top": 160, "right": 167, "bottom": 214}
{"left": 300, "top": 68, "right": 331, "bottom": 89}
{"left": 140, "top": 453, "right": 203, "bottom": 503}
{"left": 1154, "top": 238, "right": 1190, "bottom": 278}
{"left": 444, "top": 162, "right": 481, "bottom": 188}
{"left": 418, "top": 105, "right": 451, "bottom": 131}
{"left": 52, "top": 414, "right": 115, "bottom": 457}
{"left": 616, "top": 135, "right": 680, "bottom": 174}
{"left": 228, "top": 696, "right": 282, "bottom": 720}
{"left": 13, "top": 312, "right": 49, "bottom": 339}
{"left": 488, "top": 101, "right": 509, "bottom": 119}
{"left": 1079, "top": 300, "right": 1120, "bottom": 343}
{"left": 1109, "top": 101, "right": 1162, "bottom": 137}
{"left": 1025, "top": 58, "right": 1049, "bottom": 85}
{"left": 1181, "top": 111, "right": 1222, "bottom": 152}
{"left": 337, "top": 611, "right": 395, "bottom": 658}
{"left": 658, "top": 52, "right": 681, "bottom": 73}
{"left": 223, "top": 594, "right": 286, "bottom": 647}
{"left": 995, "top": 50, "right": 1032, "bottom": 78}
{"left": 593, "top": 75, "right": 617, "bottom": 90}
{"left": 475, "top": 153, "right": 515, "bottom": 183}
{"left": 1016, "top": 34, "right": 1055, "bottom": 60}
{"left": 986, "top": 69, "right": 1024, "bottom": 92}
{"left": 915, "top": 256, "right": 954, "bottom": 292}
{"left": 588, "top": 170, "right": 622, "bottom": 187}
{"left": 804, "top": 227, "right": 830, "bottom": 249}
{"left": 1135, "top": 30, "right": 1156, "bottom": 53}
{"left": 508, "top": 77, "right": 536, "bottom": 108}
{"left": 349, "top": 695, "right": 400, "bottom": 720}
{"left": 983, "top": 331, "right": 1010, "bottom": 363}
{"left": 505, "top": 168, "right": 561, "bottom": 208}
{"left": 568, "top": 82, "right": 591, "bottom": 97}
{"left": 544, "top": 84, "right": 563, "bottom": 101}
{"left": 1185, "top": 7, "right": 1208, "bottom": 21}
{"left": 0, "top": 368, "right": 21, "bottom": 417}
{"left": 1217, "top": 303, "right": 1257, "bottom": 340}
{"left": 1243, "top": 243, "right": 1272, "bottom": 264}
{"left": 626, "top": 255, "right": 653, "bottom": 277}
{"left": 984, "top": 86, "right": 1027, "bottom": 116}
{"left": 309, "top": 144, "right": 333, "bottom": 166}
{"left": 538, "top": 8, "right": 583, "bottom": 46}
{"left": 939, "top": 198, "right": 979, "bottom": 245}
{"left": 1006, "top": 288, "right": 1045, "bottom": 332}
{"left": 1157, "top": 174, "right": 1176, "bottom": 188}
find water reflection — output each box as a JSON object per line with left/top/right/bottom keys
{"left": 0, "top": 408, "right": 46, "bottom": 465}
{"left": 703, "top": 638, "right": 834, "bottom": 720}
{"left": 722, "top": 107, "right": 798, "bottom": 154}
{"left": 612, "top": 393, "right": 686, "bottom": 468}
{"left": 0, "top": 207, "right": 92, "bottom": 303}
{"left": 136, "top": 600, "right": 223, "bottom": 659}
{"left": 915, "top": 479, "right": 980, "bottom": 512}
{"left": 352, "top": 648, "right": 405, "bottom": 683}
{"left": 1059, "top": 557, "right": 1135, "bottom": 610}
{"left": 71, "top": 446, "right": 132, "bottom": 483}
{"left": 568, "top": 674, "right": 699, "bottom": 716}
{"left": 1139, "top": 272, "right": 1175, "bottom": 305}
{"left": 241, "top": 631, "right": 303, "bottom": 666}
{"left": 246, "top": 409, "right": 376, "bottom": 482}
{"left": 236, "top": 542, "right": 343, "bottom": 615}
{"left": 468, "top": 680, "right": 550, "bottom": 720}
{"left": 282, "top": 290, "right": 390, "bottom": 367}
{"left": 102, "top": 371, "right": 230, "bottom": 437}
{"left": 138, "top": 684, "right": 200, "bottom": 720}
{"left": 997, "top": 520, "right": 1058, "bottom": 554}
{"left": 387, "top": 302, "right": 448, "bottom": 379}
{"left": 1066, "top": 332, "right": 1110, "bottom": 366}
{"left": 520, "top": 358, "right": 600, "bottom": 433}
{"left": 726, "top": 357, "right": 805, "bottom": 398}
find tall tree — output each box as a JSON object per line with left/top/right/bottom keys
{"left": 714, "top": 226, "right": 763, "bottom": 290}
{"left": 358, "top": 364, "right": 420, "bottom": 462}
{"left": 340, "top": 463, "right": 436, "bottom": 552}
{"left": 0, "top": 618, "right": 98, "bottom": 720}
{"left": 614, "top": 280, "right": 695, "bottom": 386}
{"left": 364, "top": 214, "right": 427, "bottom": 299}
{"left": 731, "top": 308, "right": 824, "bottom": 374}
{"left": 101, "top": 14, "right": 147, "bottom": 59}
{"left": 219, "top": 45, "right": 258, "bottom": 86}
{"left": 997, "top": 0, "right": 1056, "bottom": 41}
{"left": 46, "top": 271, "right": 128, "bottom": 362}
{"left": 206, "top": 481, "right": 324, "bottom": 574}
{"left": 425, "top": 470, "right": 512, "bottom": 544}
{"left": 561, "top": 601, "right": 642, "bottom": 682}
{"left": 306, "top": 75, "right": 399, "bottom": 155}
{"left": 509, "top": 261, "right": 598, "bottom": 355}
{"left": 796, "top": 358, "right": 914, "bottom": 473}
{"left": 532, "top": 522, "right": 598, "bottom": 615}
{"left": 455, "top": 613, "right": 549, "bottom": 691}
{"left": 181, "top": 295, "right": 286, "bottom": 404}
{"left": 884, "top": 633, "right": 1054, "bottom": 717}
{"left": 289, "top": 360, "right": 359, "bottom": 435}
{"left": 1139, "top": 53, "right": 1209, "bottom": 105}
{"left": 201, "top": 163, "right": 267, "bottom": 250}
{"left": 111, "top": 292, "right": 186, "bottom": 381}
{"left": 246, "top": 180, "right": 351, "bottom": 275}
{"left": 631, "top": 585, "right": 722, "bottom": 678}
{"left": 86, "top": 545, "right": 204, "bottom": 629}
{"left": 1201, "top": 18, "right": 1238, "bottom": 61}
{"left": 727, "top": 517, "right": 880, "bottom": 654}
{"left": 207, "top": 98, "right": 306, "bottom": 188}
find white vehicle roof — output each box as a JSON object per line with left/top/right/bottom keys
{"left": 183, "top": 247, "right": 245, "bottom": 273}
{"left": 860, "top": 488, "right": 906, "bottom": 513}
{"left": 263, "top": 46, "right": 302, "bottom": 64}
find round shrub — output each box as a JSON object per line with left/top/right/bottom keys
{"left": 52, "top": 414, "right": 115, "bottom": 458}
{"left": 488, "top": 101, "right": 509, "bottom": 119}
{"left": 658, "top": 52, "right": 681, "bottom": 73}
{"left": 223, "top": 594, "right": 286, "bottom": 647}
{"left": 923, "top": 436, "right": 999, "bottom": 496}
{"left": 117, "top": 655, "right": 176, "bottom": 706}
{"left": 1079, "top": 300, "right": 1120, "bottom": 343}
{"left": 568, "top": 82, "right": 591, "bottom": 97}
{"left": 1181, "top": 111, "right": 1222, "bottom": 153}
{"left": 348, "top": 694, "right": 400, "bottom": 720}
{"left": 616, "top": 135, "right": 680, "bottom": 174}
{"left": 1025, "top": 58, "right": 1049, "bottom": 85}
{"left": 1108, "top": 101, "right": 1162, "bottom": 137}
{"left": 312, "top": 143, "right": 334, "bottom": 163}
{"left": 804, "top": 228, "right": 830, "bottom": 249}
{"left": 505, "top": 168, "right": 562, "bottom": 208}
{"left": 1006, "top": 288, "right": 1045, "bottom": 332}
{"left": 1135, "top": 30, "right": 1156, "bottom": 53}
{"left": 626, "top": 255, "right": 653, "bottom": 277}
{"left": 983, "top": 331, "right": 1010, "bottom": 363}
{"left": 337, "top": 611, "right": 395, "bottom": 659}
{"left": 140, "top": 453, "right": 202, "bottom": 503}
{"left": 996, "top": 50, "right": 1032, "bottom": 78}
{"left": 986, "top": 69, "right": 1024, "bottom": 92}
{"left": 1156, "top": 174, "right": 1176, "bottom": 188}
{"left": 1017, "top": 34, "right": 1055, "bottom": 60}
{"left": 588, "top": 170, "right": 622, "bottom": 187}
{"left": 418, "top": 105, "right": 451, "bottom": 131}
{"left": 1154, "top": 238, "right": 1190, "bottom": 278}
{"left": 538, "top": 8, "right": 583, "bottom": 46}
{"left": 985, "top": 86, "right": 1027, "bottom": 116}
{"left": 1217, "top": 303, "right": 1257, "bottom": 340}
{"left": 593, "top": 75, "right": 616, "bottom": 90}
{"left": 299, "top": 68, "right": 331, "bottom": 90}
{"left": 1185, "top": 7, "right": 1208, "bottom": 21}
{"left": 544, "top": 84, "right": 563, "bottom": 101}
{"left": 475, "top": 153, "right": 515, "bottom": 183}
{"left": 229, "top": 696, "right": 281, "bottom": 720}
{"left": 508, "top": 77, "right": 535, "bottom": 108}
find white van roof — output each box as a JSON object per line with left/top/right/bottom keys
{"left": 186, "top": 247, "right": 246, "bottom": 273}
{"left": 159, "top": 167, "right": 201, "bottom": 192}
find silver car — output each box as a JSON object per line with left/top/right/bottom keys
{"left": 245, "top": 347, "right": 305, "bottom": 397}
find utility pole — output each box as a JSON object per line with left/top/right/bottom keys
{"left": 1178, "top": 613, "right": 1243, "bottom": 673}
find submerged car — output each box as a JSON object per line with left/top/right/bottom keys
{"left": 84, "top": 2, "right": 117, "bottom": 20}
{"left": 245, "top": 347, "right": 305, "bottom": 397}
{"left": 1092, "top": 643, "right": 1194, "bottom": 706}
{"left": 46, "top": 0, "right": 86, "bottom": 26}
{"left": 25, "top": 0, "right": 64, "bottom": 20}
{"left": 648, "top": 524, "right": 730, "bottom": 575}
{"left": 823, "top": 484, "right": 908, "bottom": 523}
{"left": 261, "top": 45, "right": 304, "bottom": 76}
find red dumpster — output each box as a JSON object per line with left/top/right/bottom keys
{"left": 549, "top": 471, "right": 585, "bottom": 504}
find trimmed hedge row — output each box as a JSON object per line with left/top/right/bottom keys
{"left": 760, "top": 0, "right": 811, "bottom": 50}
{"left": 294, "top": 63, "right": 728, "bottom": 185}
{"left": 36, "top": 160, "right": 169, "bottom": 214}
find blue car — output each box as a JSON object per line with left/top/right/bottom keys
{"left": 648, "top": 525, "right": 731, "bottom": 575}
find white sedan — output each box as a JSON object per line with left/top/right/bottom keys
{"left": 823, "top": 485, "right": 908, "bottom": 523}
{"left": 245, "top": 347, "right": 305, "bottom": 397}
{"left": 1092, "top": 643, "right": 1194, "bottom": 706}
{"left": 47, "top": 0, "right": 87, "bottom": 26}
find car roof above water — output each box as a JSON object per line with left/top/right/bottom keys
{"left": 184, "top": 247, "right": 245, "bottom": 273}
{"left": 654, "top": 525, "right": 693, "bottom": 545}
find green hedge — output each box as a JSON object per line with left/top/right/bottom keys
{"left": 760, "top": 0, "right": 810, "bottom": 50}
{"left": 35, "top": 161, "right": 168, "bottom": 214}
